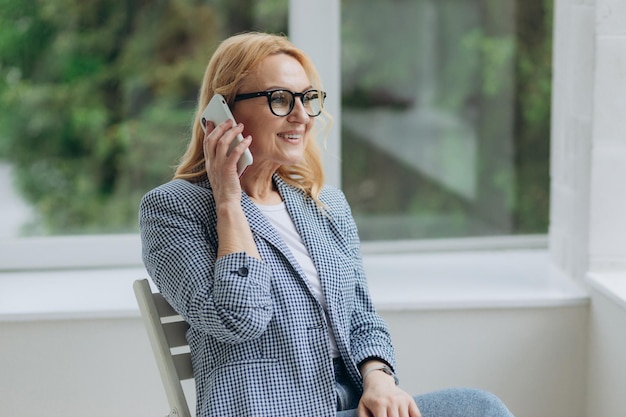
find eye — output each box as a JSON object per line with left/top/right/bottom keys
{"left": 305, "top": 90, "right": 318, "bottom": 99}
{"left": 302, "top": 90, "right": 319, "bottom": 106}
{"left": 270, "top": 91, "right": 290, "bottom": 107}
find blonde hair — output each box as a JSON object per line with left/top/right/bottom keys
{"left": 174, "top": 32, "right": 332, "bottom": 203}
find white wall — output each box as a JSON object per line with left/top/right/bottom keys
{"left": 383, "top": 305, "right": 588, "bottom": 417}
{"left": 585, "top": 283, "right": 626, "bottom": 416}
{"left": 0, "top": 295, "right": 588, "bottom": 417}
{"left": 0, "top": 249, "right": 589, "bottom": 417}
{"left": 588, "top": 0, "right": 626, "bottom": 271}
{"left": 549, "top": 0, "right": 626, "bottom": 416}
{"left": 549, "top": 0, "right": 595, "bottom": 282}
{"left": 289, "top": 0, "right": 342, "bottom": 187}
{"left": 0, "top": 317, "right": 167, "bottom": 417}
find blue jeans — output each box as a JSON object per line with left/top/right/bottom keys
{"left": 337, "top": 388, "right": 515, "bottom": 417}
{"left": 334, "top": 360, "right": 514, "bottom": 417}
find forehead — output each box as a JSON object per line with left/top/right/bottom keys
{"left": 241, "top": 53, "right": 310, "bottom": 90}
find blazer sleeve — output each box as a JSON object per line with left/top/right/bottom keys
{"left": 139, "top": 181, "right": 273, "bottom": 344}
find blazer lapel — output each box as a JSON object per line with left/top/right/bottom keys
{"left": 240, "top": 191, "right": 316, "bottom": 296}
{"left": 274, "top": 177, "right": 348, "bottom": 313}
{"left": 240, "top": 193, "right": 290, "bottom": 259}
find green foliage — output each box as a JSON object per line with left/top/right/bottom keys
{"left": 341, "top": 0, "right": 552, "bottom": 238}
{"left": 462, "top": 29, "right": 515, "bottom": 97}
{"left": 511, "top": 0, "right": 553, "bottom": 232}
{"left": 0, "top": 0, "right": 549, "bottom": 238}
{"left": 0, "top": 0, "right": 279, "bottom": 235}
{"left": 0, "top": 0, "right": 288, "bottom": 235}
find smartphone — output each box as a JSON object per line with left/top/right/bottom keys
{"left": 201, "top": 94, "right": 253, "bottom": 177}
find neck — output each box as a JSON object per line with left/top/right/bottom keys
{"left": 241, "top": 171, "right": 282, "bottom": 205}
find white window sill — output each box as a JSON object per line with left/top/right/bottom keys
{"left": 0, "top": 267, "right": 148, "bottom": 322}
{"left": 0, "top": 246, "right": 589, "bottom": 322}
{"left": 364, "top": 248, "right": 588, "bottom": 311}
{"left": 587, "top": 272, "right": 626, "bottom": 310}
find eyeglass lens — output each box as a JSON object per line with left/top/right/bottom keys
{"left": 270, "top": 90, "right": 323, "bottom": 117}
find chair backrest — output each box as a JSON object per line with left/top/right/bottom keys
{"left": 134, "top": 279, "right": 193, "bottom": 417}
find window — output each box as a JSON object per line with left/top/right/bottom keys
{"left": 340, "top": 0, "right": 552, "bottom": 240}
{"left": 0, "top": 0, "right": 288, "bottom": 239}
{"left": 0, "top": 0, "right": 551, "bottom": 253}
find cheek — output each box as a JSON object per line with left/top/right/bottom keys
{"left": 232, "top": 109, "right": 262, "bottom": 137}
{"left": 243, "top": 119, "right": 278, "bottom": 144}
{"left": 245, "top": 126, "right": 273, "bottom": 153}
{"left": 240, "top": 121, "right": 263, "bottom": 143}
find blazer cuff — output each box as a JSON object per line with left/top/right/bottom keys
{"left": 214, "top": 252, "right": 272, "bottom": 308}
{"left": 357, "top": 356, "right": 395, "bottom": 373}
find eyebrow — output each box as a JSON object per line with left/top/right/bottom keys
{"left": 262, "top": 85, "right": 315, "bottom": 92}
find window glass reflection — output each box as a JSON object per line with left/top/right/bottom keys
{"left": 341, "top": 0, "right": 551, "bottom": 240}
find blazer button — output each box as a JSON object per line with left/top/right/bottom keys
{"left": 237, "top": 267, "right": 249, "bottom": 277}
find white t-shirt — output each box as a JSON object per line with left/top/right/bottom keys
{"left": 255, "top": 202, "right": 340, "bottom": 358}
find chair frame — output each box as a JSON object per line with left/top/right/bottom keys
{"left": 134, "top": 279, "right": 194, "bottom": 417}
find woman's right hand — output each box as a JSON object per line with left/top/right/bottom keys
{"left": 203, "top": 119, "right": 260, "bottom": 259}
{"left": 203, "top": 119, "right": 252, "bottom": 206}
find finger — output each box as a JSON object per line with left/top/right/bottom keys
{"left": 211, "top": 120, "right": 240, "bottom": 144}
{"left": 357, "top": 402, "right": 373, "bottom": 417}
{"left": 408, "top": 401, "right": 422, "bottom": 417}
{"left": 387, "top": 405, "right": 400, "bottom": 417}
{"left": 228, "top": 134, "right": 252, "bottom": 159}
{"left": 202, "top": 120, "right": 218, "bottom": 159}
{"left": 205, "top": 119, "right": 236, "bottom": 145}
{"left": 214, "top": 127, "right": 245, "bottom": 171}
{"left": 202, "top": 118, "right": 215, "bottom": 133}
{"left": 203, "top": 120, "right": 238, "bottom": 160}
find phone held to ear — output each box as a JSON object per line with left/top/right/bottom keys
{"left": 201, "top": 94, "right": 253, "bottom": 177}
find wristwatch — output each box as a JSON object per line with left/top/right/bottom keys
{"left": 362, "top": 364, "right": 400, "bottom": 385}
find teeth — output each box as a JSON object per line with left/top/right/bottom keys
{"left": 280, "top": 134, "right": 301, "bottom": 139}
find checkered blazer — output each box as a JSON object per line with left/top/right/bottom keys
{"left": 139, "top": 174, "right": 395, "bottom": 417}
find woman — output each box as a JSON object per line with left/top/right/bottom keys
{"left": 140, "top": 32, "right": 514, "bottom": 417}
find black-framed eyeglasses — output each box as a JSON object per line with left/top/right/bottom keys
{"left": 234, "top": 89, "right": 326, "bottom": 117}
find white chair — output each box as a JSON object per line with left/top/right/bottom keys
{"left": 134, "top": 279, "right": 194, "bottom": 417}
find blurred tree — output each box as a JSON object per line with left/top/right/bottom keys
{"left": 0, "top": 0, "right": 218, "bottom": 234}
{"left": 340, "top": 0, "right": 552, "bottom": 239}
{"left": 512, "top": 0, "right": 552, "bottom": 232}
{"left": 0, "top": 0, "right": 286, "bottom": 235}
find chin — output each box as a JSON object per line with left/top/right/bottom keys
{"left": 280, "top": 150, "right": 305, "bottom": 164}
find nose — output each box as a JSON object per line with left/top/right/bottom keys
{"left": 287, "top": 97, "right": 311, "bottom": 123}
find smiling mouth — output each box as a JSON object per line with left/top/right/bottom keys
{"left": 278, "top": 133, "right": 302, "bottom": 140}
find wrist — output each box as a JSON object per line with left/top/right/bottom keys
{"left": 216, "top": 199, "right": 243, "bottom": 215}
{"left": 361, "top": 364, "right": 399, "bottom": 386}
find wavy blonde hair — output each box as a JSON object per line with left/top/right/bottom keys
{"left": 174, "top": 32, "right": 332, "bottom": 204}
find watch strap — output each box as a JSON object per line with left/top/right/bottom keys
{"left": 361, "top": 364, "right": 400, "bottom": 385}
